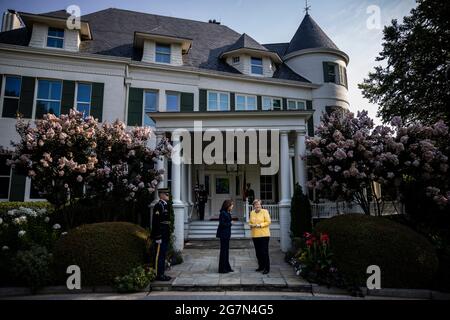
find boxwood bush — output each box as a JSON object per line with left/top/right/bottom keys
{"left": 53, "top": 222, "right": 151, "bottom": 286}
{"left": 315, "top": 214, "right": 439, "bottom": 289}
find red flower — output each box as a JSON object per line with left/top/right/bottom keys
{"left": 306, "top": 239, "right": 314, "bottom": 247}
{"left": 320, "top": 233, "right": 330, "bottom": 243}
{"left": 304, "top": 232, "right": 312, "bottom": 239}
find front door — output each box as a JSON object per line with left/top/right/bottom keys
{"left": 210, "top": 175, "right": 232, "bottom": 218}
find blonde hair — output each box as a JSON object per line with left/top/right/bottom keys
{"left": 252, "top": 199, "right": 262, "bottom": 206}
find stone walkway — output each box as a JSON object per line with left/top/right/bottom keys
{"left": 153, "top": 239, "right": 311, "bottom": 291}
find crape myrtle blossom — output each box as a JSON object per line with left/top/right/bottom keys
{"left": 306, "top": 110, "right": 450, "bottom": 215}
{"left": 7, "top": 109, "right": 172, "bottom": 210}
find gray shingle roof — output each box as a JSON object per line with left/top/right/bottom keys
{"left": 0, "top": 8, "right": 311, "bottom": 84}
{"left": 263, "top": 43, "right": 289, "bottom": 57}
{"left": 286, "top": 13, "right": 339, "bottom": 54}
{"left": 224, "top": 33, "right": 268, "bottom": 53}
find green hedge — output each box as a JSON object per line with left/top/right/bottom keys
{"left": 53, "top": 222, "right": 151, "bottom": 286}
{"left": 315, "top": 214, "right": 439, "bottom": 289}
{"left": 0, "top": 201, "right": 53, "bottom": 215}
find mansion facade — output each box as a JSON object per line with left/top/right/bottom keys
{"left": 0, "top": 8, "right": 350, "bottom": 251}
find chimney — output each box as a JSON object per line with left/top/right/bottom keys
{"left": 1, "top": 10, "right": 22, "bottom": 32}
{"left": 208, "top": 19, "right": 221, "bottom": 25}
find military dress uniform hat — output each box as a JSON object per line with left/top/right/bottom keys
{"left": 158, "top": 188, "right": 170, "bottom": 194}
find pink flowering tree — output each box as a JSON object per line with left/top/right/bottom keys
{"left": 8, "top": 110, "right": 171, "bottom": 228}
{"left": 307, "top": 110, "right": 450, "bottom": 217}
{"left": 306, "top": 110, "right": 385, "bottom": 215}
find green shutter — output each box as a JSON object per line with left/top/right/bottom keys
{"left": 19, "top": 77, "right": 35, "bottom": 119}
{"left": 307, "top": 100, "right": 314, "bottom": 136}
{"left": 127, "top": 87, "right": 143, "bottom": 126}
{"left": 61, "top": 80, "right": 75, "bottom": 115}
{"left": 180, "top": 92, "right": 194, "bottom": 112}
{"left": 257, "top": 96, "right": 262, "bottom": 111}
{"left": 323, "top": 62, "right": 329, "bottom": 83}
{"left": 306, "top": 100, "right": 313, "bottom": 110}
{"left": 9, "top": 170, "right": 26, "bottom": 201}
{"left": 282, "top": 98, "right": 287, "bottom": 110}
{"left": 199, "top": 89, "right": 207, "bottom": 112}
{"left": 90, "top": 82, "right": 104, "bottom": 122}
{"left": 230, "top": 93, "right": 235, "bottom": 111}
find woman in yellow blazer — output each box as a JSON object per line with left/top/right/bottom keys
{"left": 249, "top": 199, "right": 271, "bottom": 274}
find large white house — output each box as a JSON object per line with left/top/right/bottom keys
{"left": 0, "top": 8, "right": 349, "bottom": 251}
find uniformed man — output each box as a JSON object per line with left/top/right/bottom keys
{"left": 197, "top": 184, "right": 208, "bottom": 221}
{"left": 151, "top": 188, "right": 172, "bottom": 281}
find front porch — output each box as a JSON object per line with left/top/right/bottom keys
{"left": 150, "top": 110, "right": 312, "bottom": 252}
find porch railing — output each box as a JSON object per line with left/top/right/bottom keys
{"left": 243, "top": 200, "right": 280, "bottom": 222}
{"left": 311, "top": 201, "right": 403, "bottom": 219}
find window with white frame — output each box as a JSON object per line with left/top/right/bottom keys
{"left": 76, "top": 83, "right": 92, "bottom": 117}
{"left": 235, "top": 94, "right": 257, "bottom": 111}
{"left": 0, "top": 154, "right": 11, "bottom": 200}
{"left": 232, "top": 56, "right": 240, "bottom": 64}
{"left": 287, "top": 99, "right": 306, "bottom": 110}
{"left": 262, "top": 97, "right": 282, "bottom": 111}
{"left": 155, "top": 43, "right": 171, "bottom": 63}
{"left": 260, "top": 175, "right": 273, "bottom": 201}
{"left": 144, "top": 90, "right": 158, "bottom": 126}
{"left": 2, "top": 75, "right": 21, "bottom": 118}
{"left": 47, "top": 27, "right": 64, "bottom": 48}
{"left": 251, "top": 57, "right": 263, "bottom": 75}
{"left": 36, "top": 79, "right": 62, "bottom": 119}
{"left": 166, "top": 91, "right": 180, "bottom": 112}
{"left": 207, "top": 91, "right": 229, "bottom": 111}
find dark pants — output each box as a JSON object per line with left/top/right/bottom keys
{"left": 253, "top": 237, "right": 270, "bottom": 271}
{"left": 218, "top": 237, "right": 232, "bottom": 273}
{"left": 154, "top": 239, "right": 168, "bottom": 277}
{"left": 198, "top": 202, "right": 205, "bottom": 220}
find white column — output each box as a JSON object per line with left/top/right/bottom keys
{"left": 295, "top": 130, "right": 307, "bottom": 193}
{"left": 171, "top": 132, "right": 184, "bottom": 251}
{"left": 279, "top": 130, "right": 292, "bottom": 252}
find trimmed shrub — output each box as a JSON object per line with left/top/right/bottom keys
{"left": 315, "top": 214, "right": 439, "bottom": 289}
{"left": 290, "top": 184, "right": 312, "bottom": 238}
{"left": 53, "top": 222, "right": 151, "bottom": 286}
{"left": 0, "top": 202, "right": 53, "bottom": 215}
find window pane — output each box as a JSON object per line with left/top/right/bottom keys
{"left": 156, "top": 53, "right": 171, "bottom": 63}
{"left": 49, "top": 101, "right": 61, "bottom": 116}
{"left": 5, "top": 76, "right": 21, "bottom": 97}
{"left": 47, "top": 37, "right": 63, "bottom": 48}
{"left": 50, "top": 81, "right": 62, "bottom": 100}
{"left": 297, "top": 101, "right": 306, "bottom": 110}
{"left": 219, "top": 93, "right": 228, "bottom": 110}
{"left": 77, "top": 83, "right": 92, "bottom": 103}
{"left": 166, "top": 93, "right": 179, "bottom": 112}
{"left": 251, "top": 57, "right": 263, "bottom": 66}
{"left": 262, "top": 97, "right": 272, "bottom": 110}
{"left": 251, "top": 65, "right": 263, "bottom": 75}
{"left": 35, "top": 101, "right": 48, "bottom": 119}
{"left": 0, "top": 177, "right": 9, "bottom": 199}
{"left": 236, "top": 95, "right": 245, "bottom": 110}
{"left": 30, "top": 179, "right": 43, "bottom": 199}
{"left": 77, "top": 103, "right": 90, "bottom": 117}
{"left": 48, "top": 27, "right": 64, "bottom": 38}
{"left": 273, "top": 99, "right": 281, "bottom": 109}
{"left": 37, "top": 80, "right": 50, "bottom": 99}
{"left": 247, "top": 96, "right": 256, "bottom": 110}
{"left": 2, "top": 98, "right": 19, "bottom": 118}
{"left": 144, "top": 91, "right": 157, "bottom": 126}
{"left": 288, "top": 101, "right": 297, "bottom": 110}
{"left": 156, "top": 43, "right": 171, "bottom": 54}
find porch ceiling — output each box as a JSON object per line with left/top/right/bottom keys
{"left": 148, "top": 110, "right": 313, "bottom": 132}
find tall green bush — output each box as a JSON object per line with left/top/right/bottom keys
{"left": 290, "top": 183, "right": 312, "bottom": 238}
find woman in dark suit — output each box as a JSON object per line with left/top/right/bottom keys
{"left": 216, "top": 199, "right": 234, "bottom": 273}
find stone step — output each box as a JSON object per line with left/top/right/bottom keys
{"left": 188, "top": 234, "right": 246, "bottom": 239}
{"left": 189, "top": 221, "right": 245, "bottom": 226}
{"left": 151, "top": 283, "right": 313, "bottom": 293}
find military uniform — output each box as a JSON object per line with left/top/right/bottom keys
{"left": 197, "top": 188, "right": 208, "bottom": 221}
{"left": 151, "top": 196, "right": 171, "bottom": 280}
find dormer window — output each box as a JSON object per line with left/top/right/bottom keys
{"left": 251, "top": 57, "right": 263, "bottom": 75}
{"left": 46, "top": 27, "right": 64, "bottom": 48}
{"left": 232, "top": 56, "right": 240, "bottom": 64}
{"left": 155, "top": 43, "right": 171, "bottom": 64}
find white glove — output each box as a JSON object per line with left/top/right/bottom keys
{"left": 155, "top": 239, "right": 162, "bottom": 244}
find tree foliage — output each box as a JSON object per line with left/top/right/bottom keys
{"left": 359, "top": 0, "right": 450, "bottom": 126}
